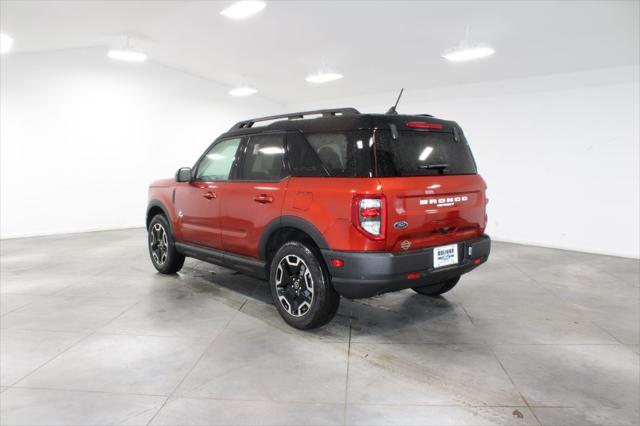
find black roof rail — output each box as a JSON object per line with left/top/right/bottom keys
{"left": 229, "top": 107, "right": 360, "bottom": 131}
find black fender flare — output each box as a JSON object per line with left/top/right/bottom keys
{"left": 146, "top": 200, "right": 172, "bottom": 231}
{"left": 258, "top": 215, "right": 329, "bottom": 260}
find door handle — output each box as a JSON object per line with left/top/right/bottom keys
{"left": 203, "top": 192, "right": 217, "bottom": 200}
{"left": 253, "top": 194, "right": 274, "bottom": 204}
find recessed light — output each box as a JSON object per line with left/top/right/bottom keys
{"left": 220, "top": 1, "right": 266, "bottom": 20}
{"left": 441, "top": 26, "right": 495, "bottom": 63}
{"left": 229, "top": 86, "right": 257, "bottom": 97}
{"left": 441, "top": 42, "right": 495, "bottom": 62}
{"left": 305, "top": 71, "right": 343, "bottom": 84}
{"left": 108, "top": 49, "right": 148, "bottom": 63}
{"left": 0, "top": 33, "right": 14, "bottom": 54}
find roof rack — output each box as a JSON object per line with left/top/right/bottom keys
{"left": 229, "top": 108, "right": 360, "bottom": 131}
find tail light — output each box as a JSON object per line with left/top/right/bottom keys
{"left": 352, "top": 195, "right": 386, "bottom": 240}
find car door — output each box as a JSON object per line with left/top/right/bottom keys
{"left": 220, "top": 132, "right": 288, "bottom": 258}
{"left": 174, "top": 137, "right": 243, "bottom": 249}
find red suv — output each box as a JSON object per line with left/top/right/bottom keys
{"left": 146, "top": 108, "right": 490, "bottom": 329}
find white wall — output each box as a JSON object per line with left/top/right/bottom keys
{"left": 0, "top": 47, "right": 284, "bottom": 238}
{"left": 289, "top": 67, "right": 640, "bottom": 258}
{"left": 2, "top": 51, "right": 638, "bottom": 258}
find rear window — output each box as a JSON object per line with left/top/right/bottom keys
{"left": 374, "top": 130, "right": 477, "bottom": 176}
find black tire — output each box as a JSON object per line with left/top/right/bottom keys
{"left": 412, "top": 276, "right": 460, "bottom": 296}
{"left": 148, "top": 214, "right": 185, "bottom": 274}
{"left": 269, "top": 241, "right": 340, "bottom": 330}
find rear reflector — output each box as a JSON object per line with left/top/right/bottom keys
{"left": 331, "top": 259, "right": 344, "bottom": 267}
{"left": 473, "top": 258, "right": 482, "bottom": 265}
{"left": 406, "top": 121, "right": 443, "bottom": 130}
{"left": 407, "top": 272, "right": 420, "bottom": 280}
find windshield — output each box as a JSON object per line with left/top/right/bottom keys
{"left": 374, "top": 130, "right": 477, "bottom": 177}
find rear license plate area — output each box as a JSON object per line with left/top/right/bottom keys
{"left": 433, "top": 244, "right": 458, "bottom": 268}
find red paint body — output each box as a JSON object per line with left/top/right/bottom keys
{"left": 149, "top": 174, "right": 487, "bottom": 257}
{"left": 147, "top": 111, "right": 492, "bottom": 303}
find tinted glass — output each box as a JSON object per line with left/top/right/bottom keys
{"left": 304, "top": 131, "right": 372, "bottom": 177}
{"left": 286, "top": 132, "right": 326, "bottom": 177}
{"left": 374, "top": 130, "right": 477, "bottom": 176}
{"left": 195, "top": 138, "right": 242, "bottom": 181}
{"left": 238, "top": 134, "right": 286, "bottom": 181}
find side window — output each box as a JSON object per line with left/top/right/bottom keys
{"left": 286, "top": 132, "right": 326, "bottom": 177}
{"left": 238, "top": 134, "right": 286, "bottom": 181}
{"left": 195, "top": 138, "right": 242, "bottom": 181}
{"left": 306, "top": 133, "right": 349, "bottom": 176}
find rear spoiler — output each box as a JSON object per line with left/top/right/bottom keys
{"left": 389, "top": 120, "right": 461, "bottom": 142}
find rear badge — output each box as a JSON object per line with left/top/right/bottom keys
{"left": 420, "top": 195, "right": 469, "bottom": 208}
{"left": 400, "top": 240, "right": 412, "bottom": 250}
{"left": 394, "top": 220, "right": 409, "bottom": 230}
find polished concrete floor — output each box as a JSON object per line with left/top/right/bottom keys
{"left": 0, "top": 228, "right": 638, "bottom": 426}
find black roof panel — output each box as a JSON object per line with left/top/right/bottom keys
{"left": 222, "top": 108, "right": 459, "bottom": 139}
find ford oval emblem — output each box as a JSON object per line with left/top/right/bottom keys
{"left": 394, "top": 221, "right": 409, "bottom": 230}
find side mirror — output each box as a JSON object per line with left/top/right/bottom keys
{"left": 175, "top": 167, "right": 192, "bottom": 182}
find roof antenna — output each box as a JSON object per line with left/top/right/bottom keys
{"left": 386, "top": 88, "right": 404, "bottom": 115}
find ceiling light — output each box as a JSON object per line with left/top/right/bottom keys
{"left": 229, "top": 86, "right": 257, "bottom": 97}
{"left": 220, "top": 1, "right": 266, "bottom": 20}
{"left": 108, "top": 49, "right": 147, "bottom": 63}
{"left": 442, "top": 26, "right": 495, "bottom": 63}
{"left": 305, "top": 71, "right": 343, "bottom": 84}
{"left": 442, "top": 42, "right": 495, "bottom": 62}
{"left": 0, "top": 33, "right": 14, "bottom": 54}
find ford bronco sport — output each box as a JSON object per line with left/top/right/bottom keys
{"left": 146, "top": 108, "right": 490, "bottom": 329}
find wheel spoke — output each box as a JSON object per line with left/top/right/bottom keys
{"left": 282, "top": 261, "right": 294, "bottom": 280}
{"left": 298, "top": 263, "right": 306, "bottom": 278}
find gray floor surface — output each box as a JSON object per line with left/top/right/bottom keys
{"left": 0, "top": 228, "right": 638, "bottom": 426}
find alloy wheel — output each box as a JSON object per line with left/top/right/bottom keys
{"left": 150, "top": 223, "right": 168, "bottom": 266}
{"left": 275, "top": 254, "right": 314, "bottom": 317}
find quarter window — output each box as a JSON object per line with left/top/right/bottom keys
{"left": 238, "top": 134, "right": 286, "bottom": 181}
{"left": 286, "top": 132, "right": 326, "bottom": 177}
{"left": 301, "top": 131, "right": 373, "bottom": 177}
{"left": 306, "top": 133, "right": 349, "bottom": 176}
{"left": 195, "top": 138, "right": 242, "bottom": 181}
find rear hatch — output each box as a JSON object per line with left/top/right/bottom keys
{"left": 374, "top": 123, "right": 487, "bottom": 252}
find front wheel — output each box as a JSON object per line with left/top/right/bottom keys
{"left": 412, "top": 276, "right": 460, "bottom": 296}
{"left": 148, "top": 214, "right": 185, "bottom": 274}
{"left": 269, "top": 241, "right": 340, "bottom": 330}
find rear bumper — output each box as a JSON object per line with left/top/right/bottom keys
{"left": 321, "top": 235, "right": 490, "bottom": 299}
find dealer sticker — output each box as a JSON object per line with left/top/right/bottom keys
{"left": 433, "top": 244, "right": 458, "bottom": 268}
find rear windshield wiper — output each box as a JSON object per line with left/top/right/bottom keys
{"left": 419, "top": 163, "right": 448, "bottom": 170}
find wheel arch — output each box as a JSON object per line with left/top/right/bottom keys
{"left": 259, "top": 216, "right": 329, "bottom": 263}
{"left": 146, "top": 200, "right": 172, "bottom": 231}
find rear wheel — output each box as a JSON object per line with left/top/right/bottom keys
{"left": 412, "top": 276, "right": 460, "bottom": 296}
{"left": 148, "top": 214, "right": 185, "bottom": 274}
{"left": 269, "top": 241, "right": 340, "bottom": 330}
